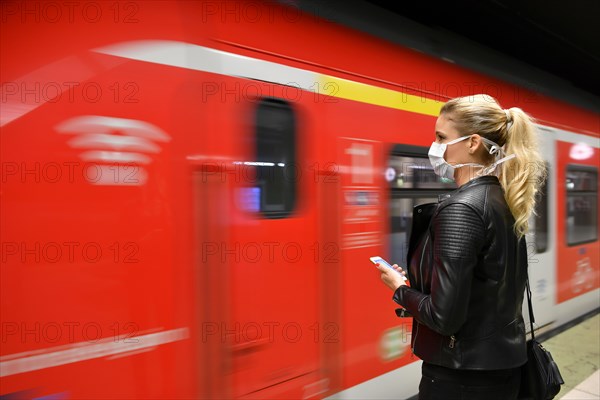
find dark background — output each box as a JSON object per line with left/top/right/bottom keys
{"left": 364, "top": 0, "right": 600, "bottom": 98}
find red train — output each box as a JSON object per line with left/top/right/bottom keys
{"left": 1, "top": 1, "right": 598, "bottom": 399}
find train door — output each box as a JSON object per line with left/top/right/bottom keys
{"left": 193, "top": 84, "right": 331, "bottom": 398}
{"left": 384, "top": 144, "right": 456, "bottom": 398}
{"left": 555, "top": 138, "right": 599, "bottom": 306}
{"left": 525, "top": 126, "right": 555, "bottom": 329}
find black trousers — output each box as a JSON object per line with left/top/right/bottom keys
{"left": 418, "top": 362, "right": 522, "bottom": 400}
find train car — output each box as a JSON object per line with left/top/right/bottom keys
{"left": 1, "top": 1, "right": 598, "bottom": 399}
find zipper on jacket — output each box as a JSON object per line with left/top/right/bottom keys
{"left": 412, "top": 321, "right": 420, "bottom": 354}
{"left": 418, "top": 236, "right": 429, "bottom": 289}
{"left": 449, "top": 335, "right": 456, "bottom": 349}
{"left": 412, "top": 235, "right": 430, "bottom": 354}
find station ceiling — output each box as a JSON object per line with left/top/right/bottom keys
{"left": 364, "top": 0, "right": 600, "bottom": 99}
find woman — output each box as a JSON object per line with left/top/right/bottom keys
{"left": 376, "top": 94, "right": 546, "bottom": 399}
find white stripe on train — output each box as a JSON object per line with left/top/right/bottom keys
{"left": 0, "top": 327, "right": 189, "bottom": 378}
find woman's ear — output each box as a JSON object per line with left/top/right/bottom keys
{"left": 467, "top": 134, "right": 482, "bottom": 154}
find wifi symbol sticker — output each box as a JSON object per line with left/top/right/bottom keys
{"left": 55, "top": 115, "right": 171, "bottom": 186}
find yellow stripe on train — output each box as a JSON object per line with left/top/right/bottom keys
{"left": 318, "top": 74, "right": 444, "bottom": 117}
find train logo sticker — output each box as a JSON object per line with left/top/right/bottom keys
{"left": 572, "top": 257, "right": 594, "bottom": 294}
{"left": 55, "top": 115, "right": 171, "bottom": 186}
{"left": 341, "top": 139, "right": 380, "bottom": 225}
{"left": 345, "top": 142, "right": 374, "bottom": 184}
{"left": 340, "top": 138, "right": 383, "bottom": 250}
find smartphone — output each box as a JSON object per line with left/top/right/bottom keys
{"left": 370, "top": 256, "right": 407, "bottom": 281}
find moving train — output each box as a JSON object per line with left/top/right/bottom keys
{"left": 1, "top": 1, "right": 598, "bottom": 398}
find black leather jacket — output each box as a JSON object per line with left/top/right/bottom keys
{"left": 393, "top": 176, "right": 528, "bottom": 370}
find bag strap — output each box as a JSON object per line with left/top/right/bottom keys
{"left": 517, "top": 237, "right": 535, "bottom": 340}
{"left": 523, "top": 238, "right": 536, "bottom": 341}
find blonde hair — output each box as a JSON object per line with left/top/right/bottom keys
{"left": 440, "top": 94, "right": 547, "bottom": 239}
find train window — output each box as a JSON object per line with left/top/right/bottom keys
{"left": 566, "top": 166, "right": 598, "bottom": 245}
{"left": 387, "top": 154, "right": 456, "bottom": 190}
{"left": 533, "top": 163, "right": 549, "bottom": 253}
{"left": 255, "top": 98, "right": 296, "bottom": 218}
{"left": 388, "top": 144, "right": 455, "bottom": 266}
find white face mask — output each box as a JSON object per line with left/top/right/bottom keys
{"left": 428, "top": 135, "right": 515, "bottom": 181}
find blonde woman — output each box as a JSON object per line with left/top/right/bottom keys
{"left": 376, "top": 94, "right": 546, "bottom": 399}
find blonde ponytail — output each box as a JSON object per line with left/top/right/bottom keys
{"left": 440, "top": 94, "right": 547, "bottom": 239}
{"left": 499, "top": 108, "right": 547, "bottom": 238}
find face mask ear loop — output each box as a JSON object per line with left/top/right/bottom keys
{"left": 453, "top": 162, "right": 485, "bottom": 169}
{"left": 479, "top": 137, "right": 504, "bottom": 158}
{"left": 446, "top": 135, "right": 472, "bottom": 146}
{"left": 481, "top": 153, "right": 516, "bottom": 176}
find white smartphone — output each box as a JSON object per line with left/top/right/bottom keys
{"left": 370, "top": 256, "right": 407, "bottom": 281}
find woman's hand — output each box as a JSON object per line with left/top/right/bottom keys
{"left": 375, "top": 263, "right": 408, "bottom": 291}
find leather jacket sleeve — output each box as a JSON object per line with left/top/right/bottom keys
{"left": 393, "top": 203, "right": 486, "bottom": 336}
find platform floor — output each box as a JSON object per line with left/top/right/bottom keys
{"left": 542, "top": 313, "right": 600, "bottom": 399}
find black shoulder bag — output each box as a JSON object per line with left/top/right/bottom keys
{"left": 518, "top": 274, "right": 565, "bottom": 400}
